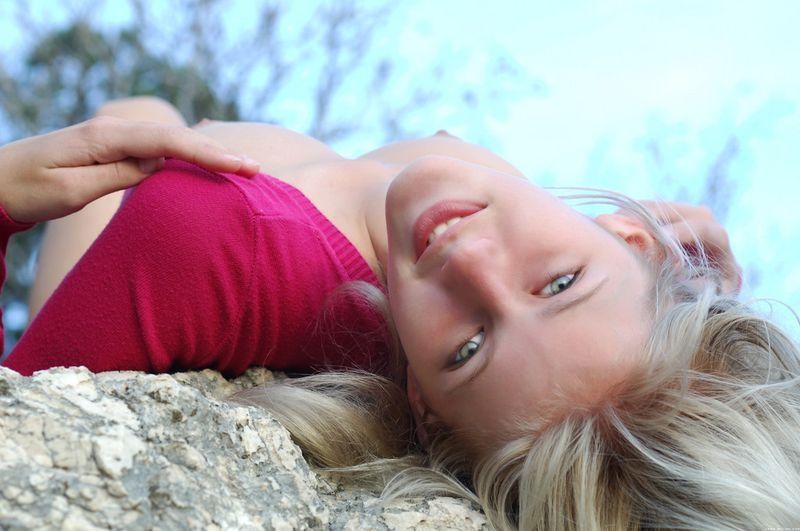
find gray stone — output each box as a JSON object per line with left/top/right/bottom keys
{"left": 0, "top": 366, "right": 486, "bottom": 530}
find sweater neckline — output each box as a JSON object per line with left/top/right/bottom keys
{"left": 260, "top": 174, "right": 383, "bottom": 288}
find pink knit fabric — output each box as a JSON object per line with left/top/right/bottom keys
{"left": 2, "top": 160, "right": 388, "bottom": 377}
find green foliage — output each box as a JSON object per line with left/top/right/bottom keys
{"left": 1, "top": 19, "right": 240, "bottom": 138}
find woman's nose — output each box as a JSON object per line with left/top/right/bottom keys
{"left": 441, "top": 237, "right": 507, "bottom": 307}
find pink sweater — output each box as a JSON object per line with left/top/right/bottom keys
{"left": 1, "top": 161, "right": 388, "bottom": 377}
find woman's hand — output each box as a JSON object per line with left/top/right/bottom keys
{"left": 638, "top": 200, "right": 743, "bottom": 294}
{"left": 0, "top": 116, "right": 260, "bottom": 224}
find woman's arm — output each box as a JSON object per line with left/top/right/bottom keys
{"left": 29, "top": 97, "right": 197, "bottom": 319}
{"left": 0, "top": 116, "right": 258, "bottom": 224}
{"left": 4, "top": 160, "right": 260, "bottom": 375}
{"left": 0, "top": 116, "right": 260, "bottom": 365}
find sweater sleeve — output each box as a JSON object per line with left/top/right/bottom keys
{"left": 2, "top": 162, "right": 256, "bottom": 375}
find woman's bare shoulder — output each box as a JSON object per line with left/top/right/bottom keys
{"left": 193, "top": 121, "right": 345, "bottom": 181}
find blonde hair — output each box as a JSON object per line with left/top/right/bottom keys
{"left": 229, "top": 192, "right": 800, "bottom": 529}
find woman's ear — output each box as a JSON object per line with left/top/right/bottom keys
{"left": 406, "top": 367, "right": 439, "bottom": 449}
{"left": 594, "top": 213, "right": 659, "bottom": 259}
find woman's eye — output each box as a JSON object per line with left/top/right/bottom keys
{"left": 541, "top": 272, "right": 578, "bottom": 296}
{"left": 453, "top": 330, "right": 484, "bottom": 365}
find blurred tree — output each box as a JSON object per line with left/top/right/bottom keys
{"left": 0, "top": 0, "right": 542, "bottom": 349}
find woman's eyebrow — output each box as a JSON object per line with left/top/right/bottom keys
{"left": 541, "top": 277, "right": 608, "bottom": 317}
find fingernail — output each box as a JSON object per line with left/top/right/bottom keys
{"left": 223, "top": 154, "right": 244, "bottom": 164}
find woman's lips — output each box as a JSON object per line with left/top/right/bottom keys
{"left": 413, "top": 200, "right": 485, "bottom": 262}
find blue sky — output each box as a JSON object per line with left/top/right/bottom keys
{"left": 389, "top": 0, "right": 800, "bottom": 326}
{"left": 2, "top": 0, "right": 799, "bottom": 331}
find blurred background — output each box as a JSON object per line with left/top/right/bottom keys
{"left": 1, "top": 0, "right": 799, "bottom": 354}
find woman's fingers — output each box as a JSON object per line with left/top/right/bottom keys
{"left": 662, "top": 218, "right": 731, "bottom": 256}
{"left": 635, "top": 201, "right": 726, "bottom": 252}
{"left": 61, "top": 117, "right": 260, "bottom": 177}
{"left": 138, "top": 157, "right": 166, "bottom": 174}
{"left": 1, "top": 116, "right": 262, "bottom": 224}
{"left": 639, "top": 201, "right": 742, "bottom": 294}
{"left": 637, "top": 200, "right": 715, "bottom": 225}
{"left": 52, "top": 158, "right": 163, "bottom": 207}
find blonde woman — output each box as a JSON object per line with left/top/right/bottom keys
{"left": 2, "top": 98, "right": 798, "bottom": 529}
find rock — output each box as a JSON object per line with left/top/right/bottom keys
{"left": 0, "top": 366, "right": 486, "bottom": 530}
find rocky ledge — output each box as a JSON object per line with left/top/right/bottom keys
{"left": 0, "top": 366, "right": 486, "bottom": 530}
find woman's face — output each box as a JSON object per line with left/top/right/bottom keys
{"left": 385, "top": 156, "right": 654, "bottom": 446}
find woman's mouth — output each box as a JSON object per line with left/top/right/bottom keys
{"left": 413, "top": 200, "right": 485, "bottom": 262}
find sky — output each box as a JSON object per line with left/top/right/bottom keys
{"left": 390, "top": 0, "right": 800, "bottom": 328}
{"left": 1, "top": 0, "right": 799, "bottom": 335}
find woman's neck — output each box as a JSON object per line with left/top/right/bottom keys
{"left": 286, "top": 157, "right": 395, "bottom": 285}
{"left": 350, "top": 137, "right": 528, "bottom": 285}
{"left": 360, "top": 168, "right": 394, "bottom": 283}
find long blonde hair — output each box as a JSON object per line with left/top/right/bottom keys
{"left": 229, "top": 192, "right": 800, "bottom": 529}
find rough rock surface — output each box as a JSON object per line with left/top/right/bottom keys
{"left": 0, "top": 366, "right": 487, "bottom": 530}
